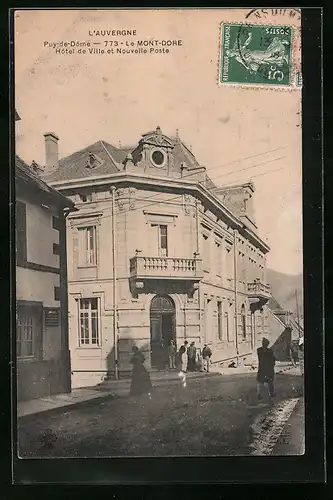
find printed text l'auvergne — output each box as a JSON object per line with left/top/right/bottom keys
{"left": 88, "top": 30, "right": 137, "bottom": 36}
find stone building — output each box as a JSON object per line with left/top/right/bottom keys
{"left": 15, "top": 113, "right": 75, "bottom": 400}
{"left": 266, "top": 296, "right": 303, "bottom": 362}
{"left": 42, "top": 126, "right": 271, "bottom": 388}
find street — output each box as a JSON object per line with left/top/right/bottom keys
{"left": 18, "top": 371, "right": 304, "bottom": 458}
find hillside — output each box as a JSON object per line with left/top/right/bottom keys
{"left": 266, "top": 268, "right": 303, "bottom": 322}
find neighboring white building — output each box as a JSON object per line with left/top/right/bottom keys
{"left": 42, "top": 126, "right": 271, "bottom": 388}
{"left": 15, "top": 157, "right": 75, "bottom": 400}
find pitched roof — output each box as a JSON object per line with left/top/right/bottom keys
{"left": 43, "top": 134, "right": 206, "bottom": 183}
{"left": 15, "top": 155, "right": 74, "bottom": 208}
{"left": 170, "top": 137, "right": 200, "bottom": 172}
{"left": 267, "top": 295, "right": 303, "bottom": 337}
{"left": 43, "top": 140, "right": 126, "bottom": 182}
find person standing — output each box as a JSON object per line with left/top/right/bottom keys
{"left": 175, "top": 345, "right": 184, "bottom": 372}
{"left": 187, "top": 341, "right": 197, "bottom": 372}
{"left": 168, "top": 339, "right": 177, "bottom": 370}
{"left": 289, "top": 341, "right": 298, "bottom": 367}
{"left": 256, "top": 337, "right": 276, "bottom": 399}
{"left": 202, "top": 344, "right": 212, "bottom": 373}
{"left": 129, "top": 346, "right": 153, "bottom": 396}
{"left": 175, "top": 344, "right": 187, "bottom": 387}
{"left": 179, "top": 340, "right": 189, "bottom": 372}
{"left": 196, "top": 348, "right": 203, "bottom": 372}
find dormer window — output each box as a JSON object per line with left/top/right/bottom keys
{"left": 151, "top": 149, "right": 166, "bottom": 168}
{"left": 85, "top": 153, "right": 101, "bottom": 169}
{"left": 30, "top": 160, "right": 43, "bottom": 175}
{"left": 79, "top": 193, "right": 92, "bottom": 203}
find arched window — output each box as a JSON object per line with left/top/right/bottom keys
{"left": 241, "top": 304, "right": 246, "bottom": 339}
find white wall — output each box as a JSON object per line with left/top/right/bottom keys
{"left": 25, "top": 200, "right": 60, "bottom": 268}
{"left": 16, "top": 267, "right": 60, "bottom": 307}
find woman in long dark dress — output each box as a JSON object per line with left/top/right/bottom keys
{"left": 130, "top": 346, "right": 153, "bottom": 396}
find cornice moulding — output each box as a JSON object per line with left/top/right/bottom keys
{"left": 48, "top": 172, "right": 270, "bottom": 253}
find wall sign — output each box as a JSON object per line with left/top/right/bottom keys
{"left": 44, "top": 308, "right": 60, "bottom": 327}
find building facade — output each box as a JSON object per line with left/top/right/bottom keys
{"left": 266, "top": 296, "right": 303, "bottom": 362}
{"left": 43, "top": 126, "right": 271, "bottom": 388}
{"left": 15, "top": 146, "right": 75, "bottom": 400}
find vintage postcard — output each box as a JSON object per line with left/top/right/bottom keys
{"left": 14, "top": 8, "right": 305, "bottom": 461}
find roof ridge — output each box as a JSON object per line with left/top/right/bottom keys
{"left": 58, "top": 139, "right": 118, "bottom": 162}
{"left": 174, "top": 141, "right": 199, "bottom": 168}
{"left": 99, "top": 140, "right": 120, "bottom": 170}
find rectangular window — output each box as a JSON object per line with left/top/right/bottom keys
{"left": 52, "top": 216, "right": 61, "bottom": 231}
{"left": 54, "top": 286, "right": 61, "bottom": 302}
{"left": 16, "top": 201, "right": 27, "bottom": 265}
{"left": 151, "top": 224, "right": 168, "bottom": 257}
{"left": 224, "top": 311, "right": 229, "bottom": 341}
{"left": 79, "top": 298, "right": 100, "bottom": 346}
{"left": 202, "top": 234, "right": 210, "bottom": 271}
{"left": 215, "top": 241, "right": 222, "bottom": 276}
{"left": 217, "top": 301, "right": 223, "bottom": 340}
{"left": 16, "top": 305, "right": 41, "bottom": 359}
{"left": 239, "top": 251, "right": 246, "bottom": 282}
{"left": 53, "top": 242, "right": 60, "bottom": 255}
{"left": 204, "top": 297, "right": 212, "bottom": 343}
{"left": 227, "top": 304, "right": 233, "bottom": 341}
{"left": 226, "top": 247, "right": 233, "bottom": 284}
{"left": 241, "top": 309, "right": 247, "bottom": 339}
{"left": 78, "top": 226, "right": 97, "bottom": 266}
{"left": 159, "top": 225, "right": 168, "bottom": 257}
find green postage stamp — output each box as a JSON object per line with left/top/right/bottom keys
{"left": 219, "top": 23, "right": 299, "bottom": 88}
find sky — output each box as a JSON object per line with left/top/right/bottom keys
{"left": 14, "top": 9, "right": 303, "bottom": 275}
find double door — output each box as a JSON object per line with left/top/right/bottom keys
{"left": 150, "top": 312, "right": 175, "bottom": 369}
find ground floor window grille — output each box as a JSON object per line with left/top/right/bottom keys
{"left": 17, "top": 313, "right": 33, "bottom": 357}
{"left": 16, "top": 305, "right": 41, "bottom": 359}
{"left": 79, "top": 298, "right": 100, "bottom": 346}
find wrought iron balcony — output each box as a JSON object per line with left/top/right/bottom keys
{"left": 247, "top": 280, "right": 271, "bottom": 304}
{"left": 130, "top": 256, "right": 204, "bottom": 281}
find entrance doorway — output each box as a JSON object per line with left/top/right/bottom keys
{"left": 150, "top": 295, "right": 176, "bottom": 369}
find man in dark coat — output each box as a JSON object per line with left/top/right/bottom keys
{"left": 202, "top": 344, "right": 212, "bottom": 372}
{"left": 289, "top": 340, "right": 298, "bottom": 367}
{"left": 179, "top": 340, "right": 188, "bottom": 372}
{"left": 256, "top": 337, "right": 276, "bottom": 399}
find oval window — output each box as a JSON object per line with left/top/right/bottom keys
{"left": 151, "top": 150, "right": 165, "bottom": 167}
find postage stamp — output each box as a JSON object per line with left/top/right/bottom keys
{"left": 219, "top": 23, "right": 297, "bottom": 88}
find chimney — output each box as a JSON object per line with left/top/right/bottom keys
{"left": 44, "top": 132, "right": 59, "bottom": 170}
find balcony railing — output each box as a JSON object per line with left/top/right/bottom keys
{"left": 130, "top": 256, "right": 204, "bottom": 281}
{"left": 247, "top": 280, "right": 271, "bottom": 299}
